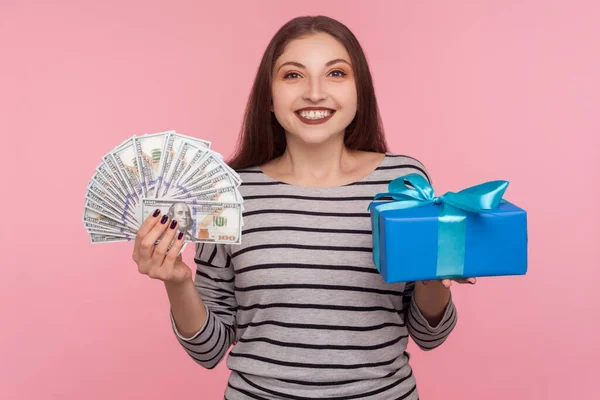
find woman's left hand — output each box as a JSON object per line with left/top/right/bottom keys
{"left": 422, "top": 277, "right": 477, "bottom": 289}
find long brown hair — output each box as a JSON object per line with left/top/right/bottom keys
{"left": 227, "top": 15, "right": 388, "bottom": 170}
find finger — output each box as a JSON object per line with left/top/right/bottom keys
{"left": 162, "top": 230, "right": 186, "bottom": 268}
{"left": 134, "top": 208, "right": 161, "bottom": 258}
{"left": 441, "top": 279, "right": 452, "bottom": 288}
{"left": 140, "top": 214, "right": 170, "bottom": 261}
{"left": 152, "top": 219, "right": 180, "bottom": 265}
{"left": 452, "top": 278, "right": 477, "bottom": 285}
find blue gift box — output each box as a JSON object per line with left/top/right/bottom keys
{"left": 369, "top": 174, "right": 528, "bottom": 283}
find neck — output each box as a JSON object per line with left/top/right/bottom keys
{"left": 278, "top": 132, "right": 352, "bottom": 184}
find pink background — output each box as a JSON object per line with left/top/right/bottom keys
{"left": 2, "top": 0, "right": 599, "bottom": 399}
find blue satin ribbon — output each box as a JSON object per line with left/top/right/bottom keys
{"left": 369, "top": 174, "right": 509, "bottom": 278}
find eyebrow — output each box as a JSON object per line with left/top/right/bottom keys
{"left": 276, "top": 58, "right": 351, "bottom": 73}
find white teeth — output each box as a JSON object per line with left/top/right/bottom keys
{"left": 299, "top": 110, "right": 332, "bottom": 120}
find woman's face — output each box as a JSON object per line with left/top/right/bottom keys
{"left": 271, "top": 32, "right": 357, "bottom": 147}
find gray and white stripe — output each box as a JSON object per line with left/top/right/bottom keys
{"left": 170, "top": 153, "right": 457, "bottom": 399}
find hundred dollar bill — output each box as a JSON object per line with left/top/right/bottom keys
{"left": 172, "top": 146, "right": 211, "bottom": 189}
{"left": 172, "top": 132, "right": 211, "bottom": 150}
{"left": 82, "top": 208, "right": 138, "bottom": 234}
{"left": 155, "top": 132, "right": 211, "bottom": 198}
{"left": 102, "top": 152, "right": 139, "bottom": 206}
{"left": 141, "top": 199, "right": 242, "bottom": 244}
{"left": 177, "top": 164, "right": 229, "bottom": 191}
{"left": 154, "top": 132, "right": 177, "bottom": 198}
{"left": 86, "top": 180, "right": 138, "bottom": 225}
{"left": 173, "top": 169, "right": 238, "bottom": 198}
{"left": 178, "top": 185, "right": 242, "bottom": 203}
{"left": 104, "top": 150, "right": 138, "bottom": 204}
{"left": 82, "top": 208, "right": 137, "bottom": 234}
{"left": 112, "top": 138, "right": 144, "bottom": 203}
{"left": 172, "top": 184, "right": 243, "bottom": 204}
{"left": 180, "top": 147, "right": 239, "bottom": 182}
{"left": 90, "top": 233, "right": 134, "bottom": 243}
{"left": 85, "top": 222, "right": 130, "bottom": 236}
{"left": 96, "top": 161, "right": 130, "bottom": 207}
{"left": 91, "top": 172, "right": 129, "bottom": 212}
{"left": 134, "top": 131, "right": 170, "bottom": 198}
{"left": 161, "top": 141, "right": 203, "bottom": 197}
{"left": 85, "top": 193, "right": 139, "bottom": 229}
{"left": 153, "top": 133, "right": 177, "bottom": 198}
{"left": 176, "top": 151, "right": 239, "bottom": 192}
{"left": 85, "top": 197, "right": 138, "bottom": 229}
{"left": 85, "top": 186, "right": 138, "bottom": 227}
{"left": 85, "top": 222, "right": 113, "bottom": 234}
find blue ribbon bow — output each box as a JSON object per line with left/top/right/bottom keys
{"left": 369, "top": 173, "right": 509, "bottom": 278}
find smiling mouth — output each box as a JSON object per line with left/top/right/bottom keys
{"left": 295, "top": 109, "right": 336, "bottom": 124}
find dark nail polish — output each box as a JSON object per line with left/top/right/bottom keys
{"left": 153, "top": 209, "right": 160, "bottom": 217}
{"left": 160, "top": 215, "right": 168, "bottom": 224}
{"left": 170, "top": 220, "right": 178, "bottom": 230}
{"left": 178, "top": 232, "right": 184, "bottom": 240}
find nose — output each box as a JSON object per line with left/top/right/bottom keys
{"left": 303, "top": 76, "right": 326, "bottom": 103}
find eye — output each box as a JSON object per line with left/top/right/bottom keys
{"left": 283, "top": 72, "right": 301, "bottom": 80}
{"left": 329, "top": 70, "right": 347, "bottom": 78}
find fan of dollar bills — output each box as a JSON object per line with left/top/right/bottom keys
{"left": 83, "top": 130, "right": 244, "bottom": 245}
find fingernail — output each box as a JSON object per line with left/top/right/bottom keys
{"left": 170, "top": 220, "right": 178, "bottom": 230}
{"left": 178, "top": 232, "right": 183, "bottom": 240}
{"left": 160, "top": 215, "right": 168, "bottom": 224}
{"left": 153, "top": 209, "right": 160, "bottom": 217}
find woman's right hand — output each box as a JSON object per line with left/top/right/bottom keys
{"left": 132, "top": 209, "right": 192, "bottom": 284}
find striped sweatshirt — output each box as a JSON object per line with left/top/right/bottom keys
{"left": 170, "top": 153, "right": 458, "bottom": 399}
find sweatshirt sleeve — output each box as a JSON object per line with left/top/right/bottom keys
{"left": 396, "top": 159, "right": 457, "bottom": 349}
{"left": 170, "top": 242, "right": 237, "bottom": 369}
{"left": 402, "top": 281, "right": 458, "bottom": 351}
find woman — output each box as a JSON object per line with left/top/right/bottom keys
{"left": 133, "top": 15, "right": 475, "bottom": 399}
